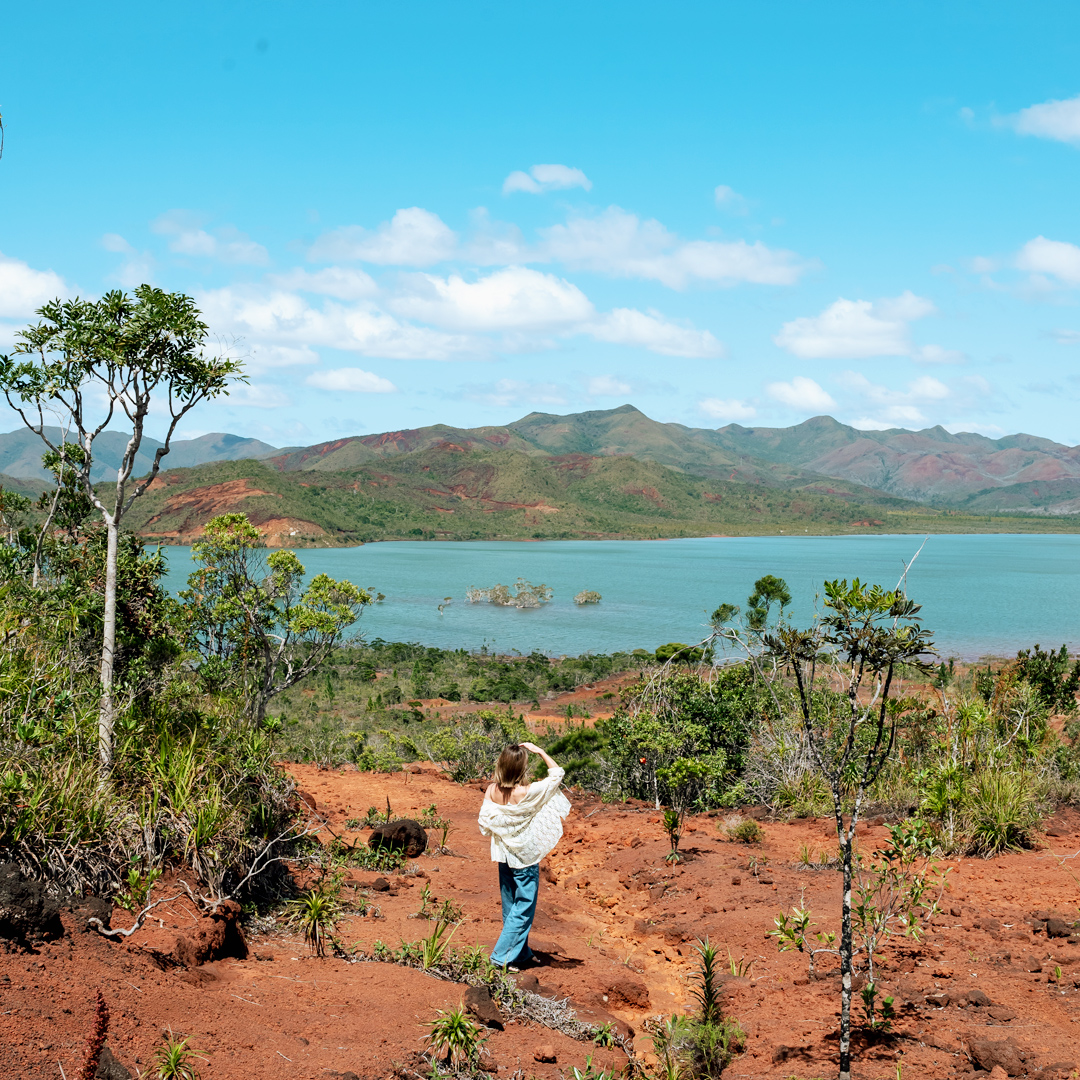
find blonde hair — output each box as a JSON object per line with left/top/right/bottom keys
{"left": 493, "top": 744, "right": 528, "bottom": 789}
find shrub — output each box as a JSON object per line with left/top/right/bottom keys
{"left": 287, "top": 888, "right": 340, "bottom": 957}
{"left": 425, "top": 1005, "right": 485, "bottom": 1067}
{"left": 723, "top": 817, "right": 763, "bottom": 844}
{"left": 574, "top": 590, "right": 602, "bottom": 605}
{"left": 153, "top": 1031, "right": 201, "bottom": 1080}
{"left": 964, "top": 771, "right": 1040, "bottom": 855}
{"left": 605, "top": 667, "right": 764, "bottom": 811}
{"left": 419, "top": 709, "right": 529, "bottom": 781}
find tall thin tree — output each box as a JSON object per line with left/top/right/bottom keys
{"left": 0, "top": 287, "right": 243, "bottom": 771}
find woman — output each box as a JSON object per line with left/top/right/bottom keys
{"left": 477, "top": 741, "right": 571, "bottom": 970}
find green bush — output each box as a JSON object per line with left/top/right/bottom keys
{"left": 604, "top": 666, "right": 765, "bottom": 812}
{"left": 419, "top": 709, "right": 529, "bottom": 782}
{"left": 724, "top": 818, "right": 764, "bottom": 844}
{"left": 963, "top": 771, "right": 1041, "bottom": 855}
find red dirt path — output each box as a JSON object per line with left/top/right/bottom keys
{"left": 4, "top": 763, "right": 1080, "bottom": 1078}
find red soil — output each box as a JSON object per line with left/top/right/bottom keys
{"left": 5, "top": 767, "right": 1080, "bottom": 1079}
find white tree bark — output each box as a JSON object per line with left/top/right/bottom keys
{"left": 98, "top": 515, "right": 119, "bottom": 771}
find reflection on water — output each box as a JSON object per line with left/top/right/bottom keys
{"left": 158, "top": 534, "right": 1080, "bottom": 660}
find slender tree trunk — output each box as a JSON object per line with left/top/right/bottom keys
{"left": 838, "top": 820, "right": 854, "bottom": 1080}
{"left": 98, "top": 516, "right": 119, "bottom": 772}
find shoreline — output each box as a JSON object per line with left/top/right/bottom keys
{"left": 146, "top": 528, "right": 1080, "bottom": 549}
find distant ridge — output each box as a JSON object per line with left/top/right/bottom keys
{"left": 3, "top": 406, "right": 1080, "bottom": 518}
{"left": 261, "top": 406, "right": 1080, "bottom": 514}
{"left": 0, "top": 427, "right": 280, "bottom": 484}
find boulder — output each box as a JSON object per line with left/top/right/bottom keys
{"left": 0, "top": 864, "right": 63, "bottom": 945}
{"left": 70, "top": 896, "right": 112, "bottom": 934}
{"left": 368, "top": 819, "right": 427, "bottom": 857}
{"left": 172, "top": 899, "right": 248, "bottom": 969}
{"left": 464, "top": 985, "right": 504, "bottom": 1030}
{"left": 969, "top": 1038, "right": 1026, "bottom": 1077}
{"left": 603, "top": 973, "right": 650, "bottom": 1009}
{"left": 1046, "top": 917, "right": 1073, "bottom": 939}
{"left": 95, "top": 1046, "right": 132, "bottom": 1080}
{"left": 534, "top": 1045, "right": 557, "bottom": 1064}
{"left": 963, "top": 988, "right": 992, "bottom": 1007}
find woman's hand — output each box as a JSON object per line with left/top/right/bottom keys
{"left": 521, "top": 741, "right": 558, "bottom": 770}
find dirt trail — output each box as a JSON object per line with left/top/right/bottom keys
{"left": 4, "top": 764, "right": 1080, "bottom": 1078}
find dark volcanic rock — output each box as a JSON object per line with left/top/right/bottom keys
{"left": 70, "top": 896, "right": 112, "bottom": 934}
{"left": 0, "top": 864, "right": 63, "bottom": 945}
{"left": 95, "top": 1046, "right": 132, "bottom": 1079}
{"left": 464, "top": 985, "right": 504, "bottom": 1030}
{"left": 368, "top": 819, "right": 427, "bottom": 857}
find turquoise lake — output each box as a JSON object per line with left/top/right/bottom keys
{"left": 157, "top": 534, "right": 1080, "bottom": 660}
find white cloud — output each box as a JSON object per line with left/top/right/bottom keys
{"left": 269, "top": 266, "right": 379, "bottom": 300}
{"left": 502, "top": 164, "right": 592, "bottom": 195}
{"left": 152, "top": 211, "right": 269, "bottom": 265}
{"left": 306, "top": 368, "right": 397, "bottom": 393}
{"left": 463, "top": 209, "right": 529, "bottom": 265}
{"left": 198, "top": 284, "right": 480, "bottom": 361}
{"left": 539, "top": 207, "right": 806, "bottom": 288}
{"left": 101, "top": 233, "right": 155, "bottom": 288}
{"left": 308, "top": 208, "right": 457, "bottom": 266}
{"left": 1015, "top": 235, "right": 1080, "bottom": 286}
{"left": 0, "top": 252, "right": 67, "bottom": 318}
{"left": 1052, "top": 328, "right": 1080, "bottom": 344}
{"left": 463, "top": 378, "right": 568, "bottom": 408}
{"left": 246, "top": 343, "right": 320, "bottom": 369}
{"left": 586, "top": 375, "right": 633, "bottom": 397}
{"left": 766, "top": 376, "right": 836, "bottom": 411}
{"left": 102, "top": 233, "right": 132, "bottom": 254}
{"left": 914, "top": 344, "right": 967, "bottom": 365}
{"left": 589, "top": 308, "right": 724, "bottom": 358}
{"left": 226, "top": 384, "right": 293, "bottom": 409}
{"left": 392, "top": 267, "right": 593, "bottom": 331}
{"left": 714, "top": 185, "right": 749, "bottom": 215}
{"left": 840, "top": 371, "right": 960, "bottom": 428}
{"left": 699, "top": 397, "right": 757, "bottom": 421}
{"left": 775, "top": 291, "right": 935, "bottom": 359}
{"left": 1005, "top": 93, "right": 1080, "bottom": 145}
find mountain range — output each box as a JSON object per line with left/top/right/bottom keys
{"left": 1, "top": 407, "right": 1078, "bottom": 543}
{"left": 0, "top": 427, "right": 279, "bottom": 485}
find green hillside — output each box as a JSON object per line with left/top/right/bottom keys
{"left": 117, "top": 444, "right": 1080, "bottom": 546}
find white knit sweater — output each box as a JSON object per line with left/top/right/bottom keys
{"left": 477, "top": 766, "right": 571, "bottom": 869}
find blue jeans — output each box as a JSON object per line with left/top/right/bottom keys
{"left": 491, "top": 862, "right": 539, "bottom": 967}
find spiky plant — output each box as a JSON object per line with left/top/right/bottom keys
{"left": 425, "top": 1005, "right": 485, "bottom": 1066}
{"left": 690, "top": 937, "right": 722, "bottom": 1025}
{"left": 287, "top": 888, "right": 340, "bottom": 957}
{"left": 153, "top": 1031, "right": 201, "bottom": 1080}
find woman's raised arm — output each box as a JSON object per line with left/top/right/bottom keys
{"left": 521, "top": 741, "right": 559, "bottom": 773}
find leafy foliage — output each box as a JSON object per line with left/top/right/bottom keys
{"left": 153, "top": 1031, "right": 201, "bottom": 1080}
{"left": 0, "top": 286, "right": 243, "bottom": 768}
{"left": 603, "top": 665, "right": 766, "bottom": 811}
{"left": 425, "top": 1006, "right": 485, "bottom": 1068}
{"left": 181, "top": 512, "right": 370, "bottom": 723}
{"left": 288, "top": 887, "right": 341, "bottom": 957}
{"left": 466, "top": 577, "right": 553, "bottom": 608}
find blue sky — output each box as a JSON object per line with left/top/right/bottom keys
{"left": 4, "top": 1, "right": 1080, "bottom": 448}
